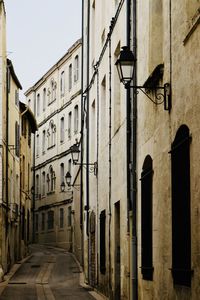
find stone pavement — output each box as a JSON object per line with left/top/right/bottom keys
{"left": 0, "top": 244, "right": 106, "bottom": 300}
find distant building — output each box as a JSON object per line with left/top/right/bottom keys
{"left": 19, "top": 101, "right": 37, "bottom": 258}
{"left": 25, "top": 39, "right": 82, "bottom": 251}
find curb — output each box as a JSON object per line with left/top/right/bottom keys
{"left": 0, "top": 254, "right": 32, "bottom": 296}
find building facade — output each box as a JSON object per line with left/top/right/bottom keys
{"left": 19, "top": 101, "right": 37, "bottom": 258}
{"left": 136, "top": 1, "right": 200, "bottom": 299}
{"left": 25, "top": 39, "right": 82, "bottom": 251}
{"left": 82, "top": 0, "right": 200, "bottom": 299}
{"left": 82, "top": 1, "right": 129, "bottom": 299}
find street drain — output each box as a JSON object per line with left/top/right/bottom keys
{"left": 31, "top": 265, "right": 41, "bottom": 268}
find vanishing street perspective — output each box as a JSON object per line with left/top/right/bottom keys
{"left": 0, "top": 0, "right": 200, "bottom": 299}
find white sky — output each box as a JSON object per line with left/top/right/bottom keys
{"left": 4, "top": 0, "right": 82, "bottom": 98}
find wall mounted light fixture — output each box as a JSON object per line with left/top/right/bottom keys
{"left": 70, "top": 143, "right": 98, "bottom": 175}
{"left": 115, "top": 46, "right": 171, "bottom": 111}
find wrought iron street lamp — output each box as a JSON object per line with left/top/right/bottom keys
{"left": 65, "top": 171, "right": 72, "bottom": 187}
{"left": 60, "top": 181, "right": 66, "bottom": 192}
{"left": 70, "top": 143, "right": 98, "bottom": 175}
{"left": 115, "top": 46, "right": 171, "bottom": 110}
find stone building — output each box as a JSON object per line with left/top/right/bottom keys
{"left": 136, "top": 1, "right": 200, "bottom": 299}
{"left": 82, "top": 0, "right": 200, "bottom": 299}
{"left": 19, "top": 101, "right": 37, "bottom": 258}
{"left": 82, "top": 1, "right": 129, "bottom": 299}
{"left": 25, "top": 39, "right": 82, "bottom": 251}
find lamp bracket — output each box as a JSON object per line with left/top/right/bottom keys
{"left": 74, "top": 161, "right": 98, "bottom": 175}
{"left": 125, "top": 82, "right": 171, "bottom": 111}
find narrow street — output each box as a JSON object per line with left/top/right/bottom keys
{"left": 0, "top": 245, "right": 98, "bottom": 300}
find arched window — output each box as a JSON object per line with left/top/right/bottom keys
{"left": 69, "top": 64, "right": 72, "bottom": 90}
{"left": 141, "top": 155, "right": 153, "bottom": 280}
{"left": 60, "top": 117, "right": 65, "bottom": 142}
{"left": 74, "top": 105, "right": 79, "bottom": 134}
{"left": 48, "top": 120, "right": 56, "bottom": 148}
{"left": 43, "top": 88, "right": 46, "bottom": 111}
{"left": 47, "top": 210, "right": 54, "bottom": 230}
{"left": 171, "top": 125, "right": 191, "bottom": 286}
{"left": 42, "top": 172, "right": 46, "bottom": 196}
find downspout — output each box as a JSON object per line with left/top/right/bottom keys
{"left": 80, "top": 0, "right": 84, "bottom": 267}
{"left": 32, "top": 90, "right": 36, "bottom": 243}
{"left": 5, "top": 65, "right": 9, "bottom": 235}
{"left": 131, "top": 0, "right": 138, "bottom": 299}
{"left": 86, "top": 0, "right": 90, "bottom": 282}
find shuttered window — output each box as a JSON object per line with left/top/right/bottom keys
{"left": 171, "top": 125, "right": 192, "bottom": 286}
{"left": 100, "top": 210, "right": 106, "bottom": 274}
{"left": 141, "top": 155, "right": 153, "bottom": 280}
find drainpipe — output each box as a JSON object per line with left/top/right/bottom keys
{"left": 131, "top": 0, "right": 138, "bottom": 299}
{"left": 32, "top": 90, "right": 36, "bottom": 243}
{"left": 80, "top": 0, "right": 84, "bottom": 267}
{"left": 5, "top": 64, "right": 9, "bottom": 235}
{"left": 86, "top": 0, "right": 90, "bottom": 282}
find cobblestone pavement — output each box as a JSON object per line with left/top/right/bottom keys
{"left": 0, "top": 244, "right": 98, "bottom": 300}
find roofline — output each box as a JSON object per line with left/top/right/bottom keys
{"left": 7, "top": 59, "right": 22, "bottom": 90}
{"left": 25, "top": 38, "right": 82, "bottom": 96}
{"left": 19, "top": 101, "right": 38, "bottom": 132}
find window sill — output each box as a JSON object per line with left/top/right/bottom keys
{"left": 47, "top": 145, "right": 56, "bottom": 150}
{"left": 48, "top": 99, "right": 56, "bottom": 106}
{"left": 183, "top": 11, "right": 200, "bottom": 45}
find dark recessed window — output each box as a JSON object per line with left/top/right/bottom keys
{"left": 141, "top": 155, "right": 153, "bottom": 280}
{"left": 171, "top": 124, "right": 192, "bottom": 287}
{"left": 100, "top": 210, "right": 106, "bottom": 274}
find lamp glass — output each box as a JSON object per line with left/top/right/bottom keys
{"left": 60, "top": 182, "right": 65, "bottom": 192}
{"left": 65, "top": 171, "right": 72, "bottom": 186}
{"left": 115, "top": 46, "right": 135, "bottom": 85}
{"left": 70, "top": 144, "right": 80, "bottom": 163}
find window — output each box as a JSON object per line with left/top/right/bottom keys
{"left": 50, "top": 79, "right": 56, "bottom": 104}
{"left": 28, "top": 124, "right": 31, "bottom": 147}
{"left": 171, "top": 125, "right": 191, "bottom": 286}
{"left": 74, "top": 55, "right": 79, "bottom": 82}
{"left": 69, "top": 64, "right": 72, "bottom": 90}
{"left": 37, "top": 93, "right": 40, "bottom": 117}
{"left": 60, "top": 208, "right": 64, "bottom": 228}
{"left": 100, "top": 210, "right": 106, "bottom": 274}
{"left": 68, "top": 112, "right": 72, "bottom": 139}
{"left": 60, "top": 163, "right": 64, "bottom": 190}
{"left": 49, "top": 165, "right": 56, "bottom": 192}
{"left": 60, "top": 117, "right": 65, "bottom": 142}
{"left": 141, "top": 155, "right": 153, "bottom": 280}
{"left": 48, "top": 120, "right": 56, "bottom": 148}
{"left": 22, "top": 118, "right": 26, "bottom": 138}
{"left": 47, "top": 211, "right": 54, "bottom": 230}
{"left": 15, "top": 90, "right": 19, "bottom": 106}
{"left": 35, "top": 214, "right": 39, "bottom": 232}
{"left": 41, "top": 213, "right": 45, "bottom": 231}
{"left": 22, "top": 156, "right": 25, "bottom": 190}
{"left": 42, "top": 172, "right": 46, "bottom": 196}
{"left": 36, "top": 174, "right": 39, "bottom": 198}
{"left": 42, "top": 130, "right": 46, "bottom": 154}
{"left": 68, "top": 206, "right": 72, "bottom": 227}
{"left": 74, "top": 105, "right": 79, "bottom": 134}
{"left": 47, "top": 174, "right": 50, "bottom": 192}
{"left": 15, "top": 121, "right": 20, "bottom": 157}
{"left": 43, "top": 88, "right": 46, "bottom": 111}
{"left": 60, "top": 71, "right": 65, "bottom": 96}
{"left": 36, "top": 134, "right": 39, "bottom": 157}
{"left": 68, "top": 159, "right": 72, "bottom": 174}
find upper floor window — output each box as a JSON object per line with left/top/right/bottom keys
{"left": 15, "top": 90, "right": 19, "bottom": 106}
{"left": 141, "top": 155, "right": 153, "bottom": 281}
{"left": 28, "top": 124, "right": 31, "bottom": 147}
{"left": 60, "top": 163, "right": 65, "bottom": 191}
{"left": 60, "top": 71, "right": 65, "bottom": 96}
{"left": 37, "top": 93, "right": 40, "bottom": 117}
{"left": 22, "top": 118, "right": 26, "bottom": 138}
{"left": 171, "top": 125, "right": 191, "bottom": 287}
{"left": 42, "top": 172, "right": 46, "bottom": 196}
{"left": 74, "top": 55, "right": 79, "bottom": 82}
{"left": 15, "top": 121, "right": 20, "bottom": 157}
{"left": 68, "top": 111, "right": 72, "bottom": 139}
{"left": 47, "top": 120, "right": 56, "bottom": 148}
{"left": 49, "top": 79, "right": 57, "bottom": 104}
{"left": 43, "top": 88, "right": 46, "bottom": 112}
{"left": 69, "top": 64, "right": 72, "bottom": 90}
{"left": 36, "top": 174, "right": 39, "bottom": 199}
{"left": 49, "top": 165, "right": 56, "bottom": 192}
{"left": 36, "top": 134, "right": 40, "bottom": 157}
{"left": 60, "top": 117, "right": 65, "bottom": 143}
{"left": 42, "top": 130, "right": 46, "bottom": 154}
{"left": 74, "top": 105, "right": 79, "bottom": 134}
